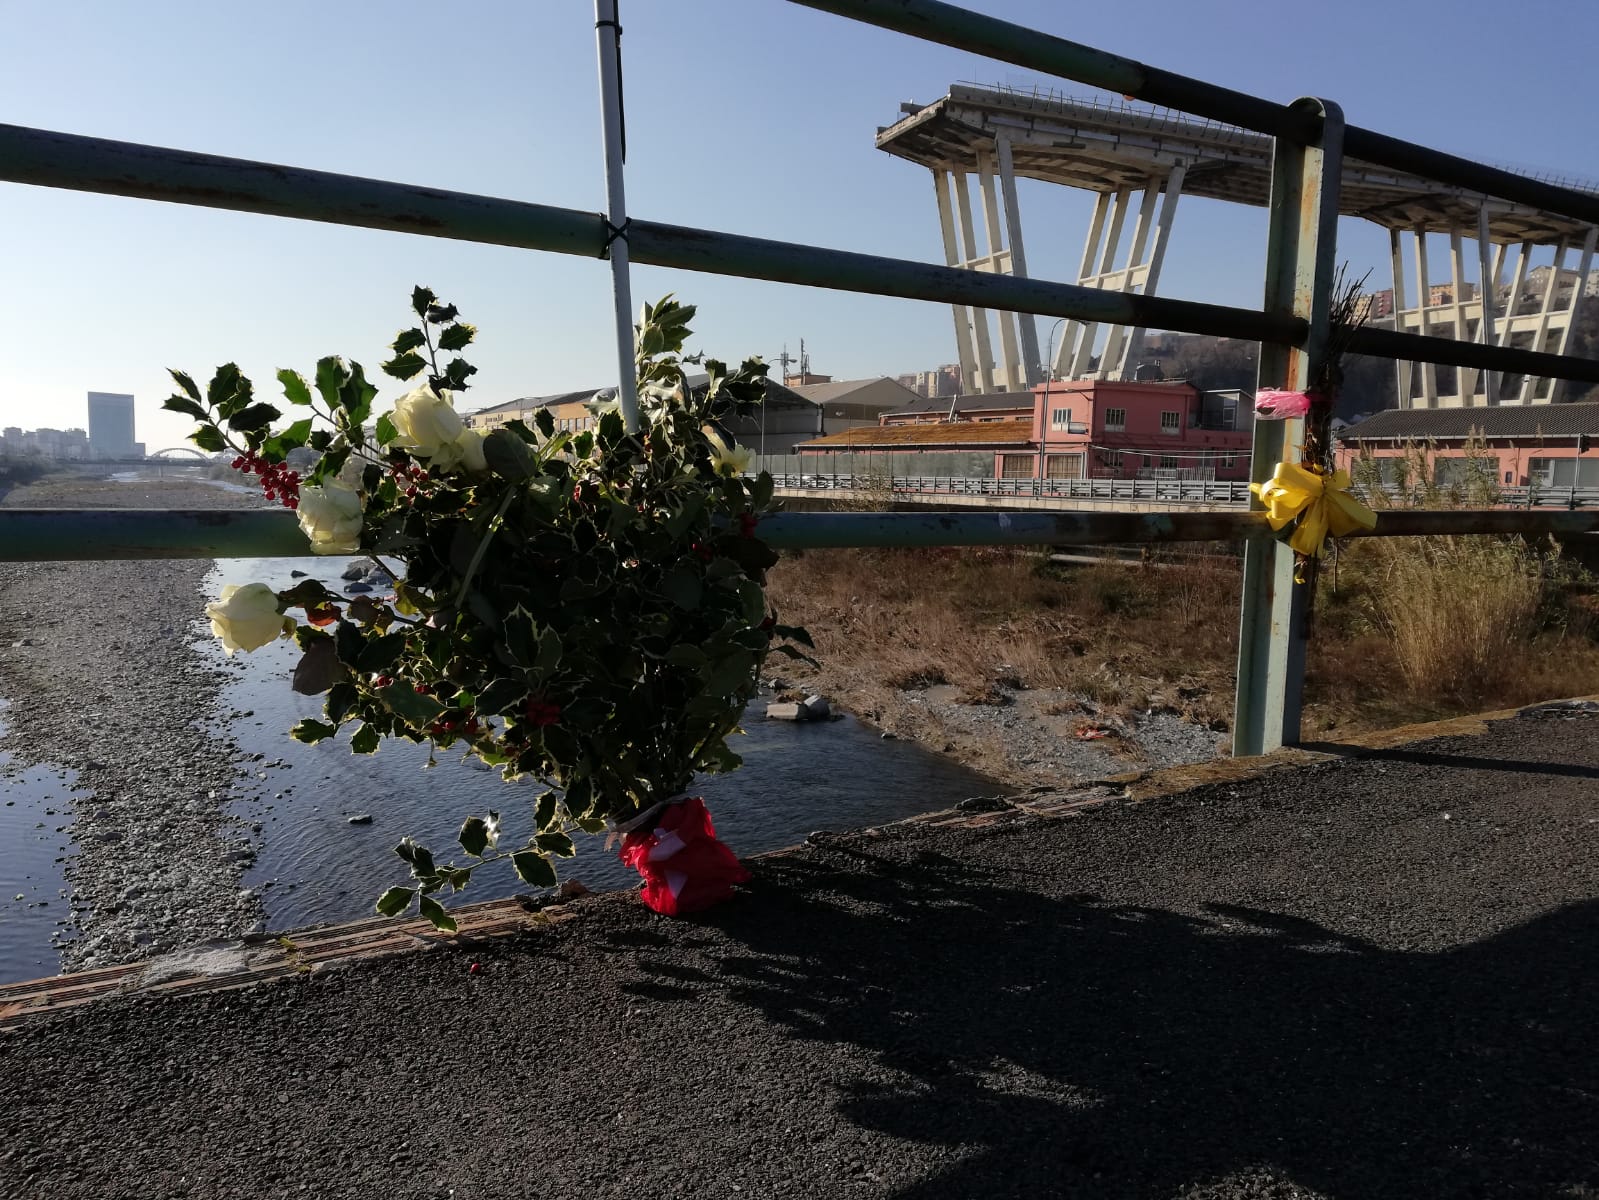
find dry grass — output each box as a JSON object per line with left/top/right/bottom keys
{"left": 766, "top": 545, "right": 1241, "bottom": 765}
{"left": 767, "top": 537, "right": 1599, "bottom": 758}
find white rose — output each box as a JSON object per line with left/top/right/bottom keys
{"left": 703, "top": 427, "right": 755, "bottom": 477}
{"left": 206, "top": 583, "right": 289, "bottom": 656}
{"left": 297, "top": 482, "right": 365, "bottom": 555}
{"left": 388, "top": 385, "right": 464, "bottom": 458}
{"left": 336, "top": 454, "right": 371, "bottom": 491}
{"left": 452, "top": 427, "right": 488, "bottom": 474}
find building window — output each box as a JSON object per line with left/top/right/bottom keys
{"left": 1045, "top": 454, "right": 1084, "bottom": 479}
{"left": 1160, "top": 411, "right": 1181, "bottom": 435}
{"left": 1050, "top": 406, "right": 1073, "bottom": 430}
{"left": 1160, "top": 456, "right": 1178, "bottom": 470}
{"left": 1102, "top": 449, "right": 1123, "bottom": 470}
{"left": 999, "top": 454, "right": 1034, "bottom": 479}
{"left": 1142, "top": 455, "right": 1151, "bottom": 468}
{"left": 1219, "top": 455, "right": 1237, "bottom": 469}
{"left": 1103, "top": 407, "right": 1126, "bottom": 432}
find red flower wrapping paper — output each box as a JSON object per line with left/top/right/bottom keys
{"left": 618, "top": 798, "right": 750, "bottom": 916}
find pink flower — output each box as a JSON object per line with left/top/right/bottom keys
{"left": 1254, "top": 389, "right": 1316, "bottom": 420}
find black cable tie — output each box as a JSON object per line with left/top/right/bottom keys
{"left": 601, "top": 217, "right": 631, "bottom": 258}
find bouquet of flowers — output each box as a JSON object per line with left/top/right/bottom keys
{"left": 168, "top": 290, "right": 809, "bottom": 926}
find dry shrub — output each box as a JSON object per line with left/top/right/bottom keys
{"left": 884, "top": 664, "right": 947, "bottom": 690}
{"left": 1349, "top": 535, "right": 1543, "bottom": 704}
{"left": 767, "top": 545, "right": 1242, "bottom": 740}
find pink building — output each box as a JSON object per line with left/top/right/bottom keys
{"left": 1337, "top": 403, "right": 1599, "bottom": 489}
{"left": 796, "top": 379, "right": 1254, "bottom": 481}
{"left": 1026, "top": 379, "right": 1253, "bottom": 481}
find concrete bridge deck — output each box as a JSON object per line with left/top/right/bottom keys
{"left": 3, "top": 702, "right": 1597, "bottom": 1198}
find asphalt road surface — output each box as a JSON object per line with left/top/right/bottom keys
{"left": 4, "top": 709, "right": 1597, "bottom": 1199}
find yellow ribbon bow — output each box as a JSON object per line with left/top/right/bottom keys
{"left": 1251, "top": 460, "right": 1377, "bottom": 559}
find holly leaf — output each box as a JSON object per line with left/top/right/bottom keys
{"left": 535, "top": 831, "right": 575, "bottom": 858}
{"left": 483, "top": 430, "right": 536, "bottom": 481}
{"left": 169, "top": 369, "right": 202, "bottom": 403}
{"left": 227, "top": 402, "right": 281, "bottom": 433}
{"left": 511, "top": 850, "right": 557, "bottom": 889}
{"left": 315, "top": 356, "right": 349, "bottom": 412}
{"left": 417, "top": 894, "right": 457, "bottom": 932}
{"left": 458, "top": 815, "right": 492, "bottom": 858}
{"left": 350, "top": 723, "right": 380, "bottom": 754}
{"left": 392, "top": 328, "right": 426, "bottom": 356}
{"left": 291, "top": 718, "right": 338, "bottom": 743}
{"left": 277, "top": 369, "right": 313, "bottom": 407}
{"left": 375, "top": 887, "right": 413, "bottom": 917}
{"left": 292, "top": 639, "right": 343, "bottom": 695}
{"left": 382, "top": 685, "right": 445, "bottom": 726}
{"left": 382, "top": 352, "right": 427, "bottom": 381}
{"left": 191, "top": 425, "right": 227, "bottom": 454}
{"left": 375, "top": 413, "right": 398, "bottom": 446}
{"left": 162, "top": 395, "right": 207, "bottom": 420}
{"left": 438, "top": 323, "right": 475, "bottom": 351}
{"left": 411, "top": 286, "right": 437, "bottom": 318}
{"left": 662, "top": 567, "right": 702, "bottom": 611}
{"left": 534, "top": 790, "right": 559, "bottom": 832}
{"left": 207, "top": 363, "right": 251, "bottom": 418}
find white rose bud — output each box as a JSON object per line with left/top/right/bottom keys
{"left": 297, "top": 482, "right": 365, "bottom": 555}
{"left": 388, "top": 385, "right": 464, "bottom": 458}
{"left": 206, "top": 583, "right": 290, "bottom": 656}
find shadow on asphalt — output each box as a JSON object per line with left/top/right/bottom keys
{"left": 1299, "top": 741, "right": 1599, "bottom": 780}
{"left": 604, "top": 842, "right": 1599, "bottom": 1198}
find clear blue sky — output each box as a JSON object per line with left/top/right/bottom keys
{"left": 2, "top": 0, "right": 1595, "bottom": 449}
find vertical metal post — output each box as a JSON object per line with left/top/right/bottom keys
{"left": 593, "top": 0, "right": 640, "bottom": 433}
{"left": 1232, "top": 96, "right": 1344, "bottom": 758}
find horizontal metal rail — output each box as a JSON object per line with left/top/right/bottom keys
{"left": 5, "top": 123, "right": 1593, "bottom": 387}
{"left": 2, "top": 507, "right": 1597, "bottom": 560}
{"left": 790, "top": 0, "right": 1599, "bottom": 226}
{"left": 0, "top": 124, "right": 1297, "bottom": 346}
{"left": 1349, "top": 327, "right": 1599, "bottom": 385}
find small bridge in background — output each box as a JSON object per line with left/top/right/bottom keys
{"left": 773, "top": 473, "right": 1599, "bottom": 513}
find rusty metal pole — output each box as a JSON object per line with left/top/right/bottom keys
{"left": 1232, "top": 97, "right": 1344, "bottom": 757}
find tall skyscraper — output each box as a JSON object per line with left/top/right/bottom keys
{"left": 87, "top": 392, "right": 137, "bottom": 459}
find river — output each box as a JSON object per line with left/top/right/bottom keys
{"left": 0, "top": 551, "right": 999, "bottom": 982}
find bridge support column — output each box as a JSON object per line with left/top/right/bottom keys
{"left": 1053, "top": 167, "right": 1185, "bottom": 382}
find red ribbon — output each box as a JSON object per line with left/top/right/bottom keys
{"left": 618, "top": 798, "right": 750, "bottom": 915}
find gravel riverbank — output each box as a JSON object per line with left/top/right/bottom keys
{"left": 0, "top": 476, "right": 266, "bottom": 971}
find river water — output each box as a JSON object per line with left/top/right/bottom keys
{"left": 0, "top": 550, "right": 999, "bottom": 982}
{"left": 207, "top": 555, "right": 999, "bottom": 932}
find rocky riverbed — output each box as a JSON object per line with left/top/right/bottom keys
{"left": 0, "top": 475, "right": 267, "bottom": 971}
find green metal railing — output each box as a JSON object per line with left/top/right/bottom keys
{"left": 2, "top": 0, "right": 1597, "bottom": 757}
